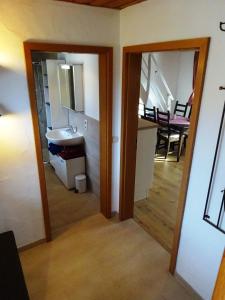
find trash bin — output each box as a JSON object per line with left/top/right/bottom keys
{"left": 75, "top": 174, "right": 86, "bottom": 193}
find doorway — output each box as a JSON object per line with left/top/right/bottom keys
{"left": 119, "top": 38, "right": 209, "bottom": 273}
{"left": 24, "top": 42, "right": 113, "bottom": 241}
{"left": 134, "top": 49, "right": 197, "bottom": 253}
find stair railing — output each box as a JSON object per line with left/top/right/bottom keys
{"left": 140, "top": 54, "right": 175, "bottom": 112}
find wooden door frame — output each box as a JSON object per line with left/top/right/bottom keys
{"left": 119, "top": 37, "right": 210, "bottom": 274}
{"left": 212, "top": 249, "right": 225, "bottom": 299}
{"left": 24, "top": 41, "right": 113, "bottom": 242}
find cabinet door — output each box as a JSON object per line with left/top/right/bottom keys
{"left": 54, "top": 156, "right": 69, "bottom": 188}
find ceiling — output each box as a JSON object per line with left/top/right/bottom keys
{"left": 56, "top": 0, "right": 146, "bottom": 10}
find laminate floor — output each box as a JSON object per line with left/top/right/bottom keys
{"left": 20, "top": 214, "right": 200, "bottom": 300}
{"left": 45, "top": 164, "right": 100, "bottom": 236}
{"left": 134, "top": 152, "right": 184, "bottom": 252}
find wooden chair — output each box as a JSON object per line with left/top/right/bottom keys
{"left": 143, "top": 106, "right": 157, "bottom": 123}
{"left": 183, "top": 105, "right": 192, "bottom": 148}
{"left": 174, "top": 101, "right": 188, "bottom": 117}
{"left": 188, "top": 105, "right": 192, "bottom": 119}
{"left": 156, "top": 109, "right": 185, "bottom": 162}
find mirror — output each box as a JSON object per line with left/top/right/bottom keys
{"left": 58, "top": 64, "right": 84, "bottom": 112}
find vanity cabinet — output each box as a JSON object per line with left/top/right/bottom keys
{"left": 52, "top": 155, "right": 85, "bottom": 189}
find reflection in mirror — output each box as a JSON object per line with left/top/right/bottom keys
{"left": 72, "top": 65, "right": 84, "bottom": 112}
{"left": 58, "top": 64, "right": 74, "bottom": 110}
{"left": 58, "top": 64, "right": 84, "bottom": 112}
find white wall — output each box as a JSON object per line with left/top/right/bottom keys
{"left": 0, "top": 0, "right": 120, "bottom": 247}
{"left": 154, "top": 51, "right": 180, "bottom": 99}
{"left": 65, "top": 53, "right": 99, "bottom": 121}
{"left": 142, "top": 51, "right": 194, "bottom": 112}
{"left": 176, "top": 51, "right": 195, "bottom": 105}
{"left": 154, "top": 51, "right": 195, "bottom": 107}
{"left": 121, "top": 1, "right": 225, "bottom": 299}
{"left": 1, "top": 0, "right": 223, "bottom": 298}
{"left": 146, "top": 51, "right": 180, "bottom": 111}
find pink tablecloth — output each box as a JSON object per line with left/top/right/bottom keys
{"left": 169, "top": 116, "right": 190, "bottom": 126}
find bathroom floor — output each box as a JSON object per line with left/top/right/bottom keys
{"left": 45, "top": 164, "right": 100, "bottom": 237}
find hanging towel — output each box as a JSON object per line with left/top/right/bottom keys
{"left": 59, "top": 144, "right": 85, "bottom": 160}
{"left": 48, "top": 143, "right": 64, "bottom": 155}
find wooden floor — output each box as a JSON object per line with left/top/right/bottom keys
{"left": 45, "top": 164, "right": 100, "bottom": 236}
{"left": 20, "top": 214, "right": 200, "bottom": 300}
{"left": 134, "top": 152, "right": 184, "bottom": 252}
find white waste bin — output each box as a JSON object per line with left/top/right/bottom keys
{"left": 75, "top": 174, "right": 86, "bottom": 193}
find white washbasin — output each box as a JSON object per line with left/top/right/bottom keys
{"left": 46, "top": 128, "right": 83, "bottom": 146}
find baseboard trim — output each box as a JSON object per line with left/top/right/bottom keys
{"left": 18, "top": 238, "right": 46, "bottom": 252}
{"left": 175, "top": 272, "right": 203, "bottom": 299}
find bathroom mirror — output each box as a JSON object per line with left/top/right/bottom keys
{"left": 58, "top": 64, "right": 84, "bottom": 112}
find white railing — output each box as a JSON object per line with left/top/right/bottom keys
{"left": 140, "top": 54, "right": 151, "bottom": 103}
{"left": 151, "top": 54, "right": 175, "bottom": 103}
{"left": 140, "top": 53, "right": 175, "bottom": 112}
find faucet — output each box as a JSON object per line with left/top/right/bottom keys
{"left": 69, "top": 125, "right": 77, "bottom": 133}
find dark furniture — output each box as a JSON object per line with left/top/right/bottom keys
{"left": 174, "top": 100, "right": 188, "bottom": 117}
{"left": 188, "top": 105, "right": 192, "bottom": 119}
{"left": 143, "top": 105, "right": 157, "bottom": 123}
{"left": 156, "top": 109, "right": 185, "bottom": 162}
{"left": 174, "top": 101, "right": 192, "bottom": 149}
{"left": 0, "top": 231, "right": 30, "bottom": 300}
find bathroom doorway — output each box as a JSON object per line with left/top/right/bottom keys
{"left": 24, "top": 42, "right": 113, "bottom": 241}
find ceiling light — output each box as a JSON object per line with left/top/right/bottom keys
{"left": 60, "top": 64, "right": 70, "bottom": 70}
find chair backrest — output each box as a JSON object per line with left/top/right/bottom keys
{"left": 156, "top": 109, "right": 170, "bottom": 127}
{"left": 144, "top": 106, "right": 156, "bottom": 123}
{"left": 188, "top": 105, "right": 192, "bottom": 119}
{"left": 157, "top": 109, "right": 177, "bottom": 138}
{"left": 174, "top": 100, "right": 188, "bottom": 117}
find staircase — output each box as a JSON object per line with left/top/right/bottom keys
{"left": 139, "top": 53, "right": 175, "bottom": 115}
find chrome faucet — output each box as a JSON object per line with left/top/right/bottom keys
{"left": 69, "top": 125, "right": 77, "bottom": 134}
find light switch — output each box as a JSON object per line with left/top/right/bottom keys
{"left": 112, "top": 136, "right": 119, "bottom": 143}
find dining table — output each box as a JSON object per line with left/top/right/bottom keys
{"left": 169, "top": 115, "right": 190, "bottom": 127}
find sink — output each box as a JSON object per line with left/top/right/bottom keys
{"left": 46, "top": 128, "right": 83, "bottom": 146}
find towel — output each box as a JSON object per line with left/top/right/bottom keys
{"left": 59, "top": 144, "right": 85, "bottom": 160}
{"left": 48, "top": 143, "right": 64, "bottom": 155}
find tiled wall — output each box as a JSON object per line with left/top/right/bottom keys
{"left": 33, "top": 63, "right": 48, "bottom": 150}
{"left": 69, "top": 111, "right": 100, "bottom": 197}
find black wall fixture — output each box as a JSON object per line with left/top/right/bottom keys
{"left": 203, "top": 101, "right": 225, "bottom": 234}
{"left": 0, "top": 231, "right": 30, "bottom": 299}
{"left": 220, "top": 22, "right": 225, "bottom": 32}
